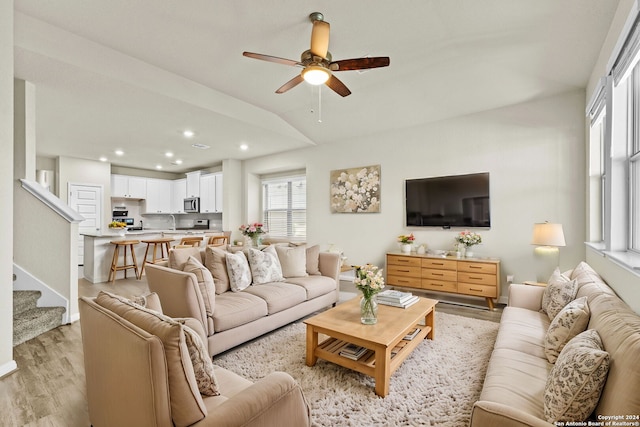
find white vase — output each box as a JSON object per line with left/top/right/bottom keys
{"left": 465, "top": 248, "right": 474, "bottom": 258}
{"left": 401, "top": 243, "right": 412, "bottom": 254}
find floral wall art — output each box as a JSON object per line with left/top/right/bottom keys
{"left": 330, "top": 165, "right": 381, "bottom": 213}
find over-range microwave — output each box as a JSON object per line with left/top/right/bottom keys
{"left": 184, "top": 197, "right": 200, "bottom": 213}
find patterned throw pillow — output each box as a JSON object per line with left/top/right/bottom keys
{"left": 225, "top": 251, "right": 252, "bottom": 292}
{"left": 247, "top": 246, "right": 284, "bottom": 285}
{"left": 544, "top": 296, "right": 590, "bottom": 363}
{"left": 542, "top": 268, "right": 578, "bottom": 320}
{"left": 183, "top": 256, "right": 216, "bottom": 317}
{"left": 181, "top": 323, "right": 219, "bottom": 396}
{"left": 544, "top": 329, "right": 610, "bottom": 423}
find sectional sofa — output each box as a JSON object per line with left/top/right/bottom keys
{"left": 471, "top": 261, "right": 640, "bottom": 426}
{"left": 145, "top": 244, "right": 341, "bottom": 356}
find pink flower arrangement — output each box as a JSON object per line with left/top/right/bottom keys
{"left": 239, "top": 222, "right": 265, "bottom": 237}
{"left": 397, "top": 233, "right": 415, "bottom": 244}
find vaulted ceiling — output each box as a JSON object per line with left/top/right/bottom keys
{"left": 13, "top": 0, "right": 620, "bottom": 173}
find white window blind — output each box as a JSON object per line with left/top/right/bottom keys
{"left": 262, "top": 175, "right": 306, "bottom": 240}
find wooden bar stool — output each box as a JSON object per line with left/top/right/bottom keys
{"left": 108, "top": 240, "right": 141, "bottom": 283}
{"left": 177, "top": 236, "right": 203, "bottom": 247}
{"left": 207, "top": 235, "right": 229, "bottom": 246}
{"left": 140, "top": 237, "right": 174, "bottom": 277}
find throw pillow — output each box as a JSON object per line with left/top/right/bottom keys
{"left": 183, "top": 256, "right": 216, "bottom": 317}
{"left": 204, "top": 246, "right": 230, "bottom": 294}
{"left": 275, "top": 245, "right": 308, "bottom": 278}
{"left": 225, "top": 251, "right": 252, "bottom": 292}
{"left": 544, "top": 296, "right": 590, "bottom": 363}
{"left": 544, "top": 329, "right": 610, "bottom": 423}
{"left": 169, "top": 246, "right": 202, "bottom": 271}
{"left": 246, "top": 246, "right": 284, "bottom": 285}
{"left": 542, "top": 268, "right": 578, "bottom": 320}
{"left": 130, "top": 292, "right": 163, "bottom": 312}
{"left": 181, "top": 323, "right": 219, "bottom": 396}
{"left": 306, "top": 244, "right": 321, "bottom": 275}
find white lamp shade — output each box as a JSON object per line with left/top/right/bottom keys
{"left": 531, "top": 222, "right": 566, "bottom": 247}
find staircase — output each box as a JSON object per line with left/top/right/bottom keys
{"left": 13, "top": 290, "right": 66, "bottom": 346}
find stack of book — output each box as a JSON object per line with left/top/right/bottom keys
{"left": 339, "top": 343, "right": 367, "bottom": 360}
{"left": 403, "top": 327, "right": 421, "bottom": 341}
{"left": 377, "top": 290, "right": 419, "bottom": 308}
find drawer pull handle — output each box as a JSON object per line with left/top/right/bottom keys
{"left": 399, "top": 269, "right": 410, "bottom": 273}
{"left": 399, "top": 279, "right": 410, "bottom": 283}
{"left": 433, "top": 273, "right": 444, "bottom": 276}
{"left": 433, "top": 262, "right": 444, "bottom": 266}
{"left": 398, "top": 259, "right": 410, "bottom": 263}
{"left": 432, "top": 283, "right": 443, "bottom": 287}
{"left": 470, "top": 288, "right": 483, "bottom": 292}
{"left": 469, "top": 276, "right": 483, "bottom": 280}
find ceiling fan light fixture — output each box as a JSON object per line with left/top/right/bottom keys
{"left": 302, "top": 66, "right": 330, "bottom": 85}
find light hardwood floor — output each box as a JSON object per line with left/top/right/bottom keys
{"left": 2, "top": 273, "right": 502, "bottom": 426}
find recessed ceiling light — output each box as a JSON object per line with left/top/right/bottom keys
{"left": 115, "top": 150, "right": 124, "bottom": 156}
{"left": 240, "top": 144, "right": 249, "bottom": 151}
{"left": 183, "top": 130, "right": 195, "bottom": 138}
{"left": 156, "top": 164, "right": 163, "bottom": 170}
{"left": 174, "top": 159, "right": 183, "bottom": 165}
{"left": 165, "top": 152, "right": 174, "bottom": 158}
{"left": 192, "top": 143, "right": 210, "bottom": 150}
{"left": 99, "top": 156, "right": 108, "bottom": 162}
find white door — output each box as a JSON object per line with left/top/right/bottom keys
{"left": 69, "top": 184, "right": 103, "bottom": 265}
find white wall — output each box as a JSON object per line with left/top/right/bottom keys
{"left": 245, "top": 90, "right": 587, "bottom": 300}
{"left": 0, "top": 0, "right": 15, "bottom": 376}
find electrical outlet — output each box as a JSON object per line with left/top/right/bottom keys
{"left": 506, "top": 275, "right": 514, "bottom": 283}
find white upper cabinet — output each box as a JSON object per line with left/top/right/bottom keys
{"left": 111, "top": 174, "right": 147, "bottom": 199}
{"left": 200, "top": 173, "right": 223, "bottom": 213}
{"left": 186, "top": 171, "right": 201, "bottom": 198}
{"left": 171, "top": 179, "right": 187, "bottom": 213}
{"left": 145, "top": 178, "right": 172, "bottom": 213}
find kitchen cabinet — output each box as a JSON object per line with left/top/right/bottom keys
{"left": 111, "top": 175, "right": 147, "bottom": 199}
{"left": 200, "top": 173, "right": 223, "bottom": 213}
{"left": 145, "top": 178, "right": 172, "bottom": 213}
{"left": 186, "top": 171, "right": 201, "bottom": 198}
{"left": 171, "top": 178, "right": 187, "bottom": 213}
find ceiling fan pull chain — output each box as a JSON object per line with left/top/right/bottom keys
{"left": 318, "top": 86, "right": 322, "bottom": 123}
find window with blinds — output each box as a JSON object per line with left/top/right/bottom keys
{"left": 262, "top": 175, "right": 306, "bottom": 240}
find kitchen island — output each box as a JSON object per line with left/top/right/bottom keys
{"left": 82, "top": 229, "right": 226, "bottom": 283}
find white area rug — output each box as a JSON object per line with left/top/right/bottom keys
{"left": 214, "top": 311, "right": 499, "bottom": 426}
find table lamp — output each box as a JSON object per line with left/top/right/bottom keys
{"left": 531, "top": 221, "right": 566, "bottom": 282}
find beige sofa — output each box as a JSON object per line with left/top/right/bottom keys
{"left": 145, "top": 245, "right": 341, "bottom": 356}
{"left": 471, "top": 262, "right": 640, "bottom": 426}
{"left": 79, "top": 292, "right": 311, "bottom": 427}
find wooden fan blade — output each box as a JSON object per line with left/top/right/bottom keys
{"left": 330, "top": 57, "right": 390, "bottom": 71}
{"left": 276, "top": 75, "right": 305, "bottom": 94}
{"left": 310, "top": 20, "right": 330, "bottom": 58}
{"left": 325, "top": 75, "right": 351, "bottom": 97}
{"left": 243, "top": 52, "right": 302, "bottom": 67}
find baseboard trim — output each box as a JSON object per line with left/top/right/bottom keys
{"left": 0, "top": 360, "right": 18, "bottom": 378}
{"left": 69, "top": 312, "right": 80, "bottom": 323}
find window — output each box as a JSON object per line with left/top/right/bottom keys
{"left": 262, "top": 175, "right": 306, "bottom": 240}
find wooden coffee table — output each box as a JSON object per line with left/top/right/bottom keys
{"left": 304, "top": 296, "right": 437, "bottom": 397}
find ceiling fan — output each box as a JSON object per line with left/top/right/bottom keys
{"left": 243, "top": 12, "right": 390, "bottom": 97}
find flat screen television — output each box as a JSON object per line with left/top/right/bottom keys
{"left": 405, "top": 172, "right": 490, "bottom": 228}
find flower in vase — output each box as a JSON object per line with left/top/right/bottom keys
{"left": 397, "top": 234, "right": 415, "bottom": 244}
{"left": 354, "top": 264, "right": 385, "bottom": 299}
{"left": 455, "top": 230, "right": 482, "bottom": 247}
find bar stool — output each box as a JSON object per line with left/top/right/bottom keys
{"left": 139, "top": 237, "right": 174, "bottom": 277}
{"left": 108, "top": 240, "right": 141, "bottom": 283}
{"left": 207, "top": 235, "right": 229, "bottom": 246}
{"left": 177, "top": 236, "right": 203, "bottom": 247}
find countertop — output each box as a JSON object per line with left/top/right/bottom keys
{"left": 81, "top": 229, "right": 223, "bottom": 238}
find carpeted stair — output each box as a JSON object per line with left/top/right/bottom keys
{"left": 13, "top": 290, "right": 66, "bottom": 346}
